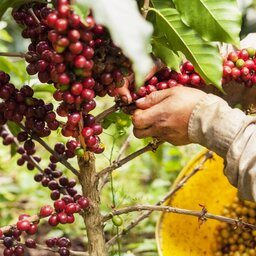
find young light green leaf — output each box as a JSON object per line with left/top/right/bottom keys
{"left": 151, "top": 36, "right": 181, "bottom": 71}
{"left": 76, "top": 0, "right": 154, "bottom": 86}
{"left": 149, "top": 6, "right": 223, "bottom": 89}
{"left": 0, "top": 30, "right": 13, "bottom": 43}
{"left": 172, "top": 0, "right": 242, "bottom": 47}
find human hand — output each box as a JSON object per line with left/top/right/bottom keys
{"left": 114, "top": 57, "right": 165, "bottom": 104}
{"left": 132, "top": 86, "right": 206, "bottom": 145}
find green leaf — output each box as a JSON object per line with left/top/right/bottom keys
{"left": 76, "top": 0, "right": 154, "bottom": 86}
{"left": 32, "top": 83, "right": 55, "bottom": 94}
{"left": 151, "top": 36, "right": 182, "bottom": 71}
{"left": 7, "top": 121, "right": 20, "bottom": 136}
{"left": 10, "top": 144, "right": 17, "bottom": 157}
{"left": 172, "top": 0, "right": 242, "bottom": 46}
{"left": 0, "top": 30, "right": 13, "bottom": 43}
{"left": 149, "top": 5, "right": 223, "bottom": 89}
{"left": 0, "top": 0, "right": 41, "bottom": 19}
{"left": 70, "top": 3, "right": 89, "bottom": 25}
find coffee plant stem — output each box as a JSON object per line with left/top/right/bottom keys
{"left": 97, "top": 139, "right": 163, "bottom": 178}
{"left": 142, "top": 0, "right": 150, "bottom": 18}
{"left": 116, "top": 134, "right": 132, "bottom": 161}
{"left": 2, "top": 125, "right": 45, "bottom": 173}
{"left": 106, "top": 150, "right": 214, "bottom": 248}
{"left": 78, "top": 153, "right": 107, "bottom": 256}
{"left": 18, "top": 123, "right": 80, "bottom": 176}
{"left": 0, "top": 240, "right": 88, "bottom": 255}
{"left": 28, "top": 8, "right": 41, "bottom": 24}
{"left": 95, "top": 104, "right": 118, "bottom": 123}
{"left": 159, "top": 150, "right": 214, "bottom": 205}
{"left": 98, "top": 134, "right": 133, "bottom": 191}
{"left": 0, "top": 52, "right": 26, "bottom": 58}
{"left": 105, "top": 205, "right": 256, "bottom": 230}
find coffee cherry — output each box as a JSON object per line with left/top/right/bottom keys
{"left": 112, "top": 215, "right": 123, "bottom": 226}
{"left": 25, "top": 238, "right": 36, "bottom": 248}
{"left": 59, "top": 247, "right": 70, "bottom": 256}
{"left": 17, "top": 219, "right": 30, "bottom": 231}
{"left": 58, "top": 212, "right": 68, "bottom": 224}
{"left": 39, "top": 205, "right": 53, "bottom": 217}
{"left": 3, "top": 237, "right": 14, "bottom": 248}
{"left": 48, "top": 214, "right": 59, "bottom": 226}
{"left": 54, "top": 199, "right": 66, "bottom": 212}
{"left": 27, "top": 224, "right": 38, "bottom": 235}
{"left": 77, "top": 197, "right": 89, "bottom": 209}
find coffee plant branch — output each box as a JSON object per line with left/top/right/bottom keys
{"left": 106, "top": 150, "right": 213, "bottom": 247}
{"left": 18, "top": 123, "right": 80, "bottom": 176}
{"left": 0, "top": 52, "right": 26, "bottom": 58}
{"left": 104, "top": 205, "right": 256, "bottom": 230}
{"left": 28, "top": 8, "right": 41, "bottom": 24}
{"left": 142, "top": 0, "right": 150, "bottom": 18}
{"left": 97, "top": 139, "right": 163, "bottom": 178}
{"left": 3, "top": 124, "right": 45, "bottom": 173}
{"left": 95, "top": 103, "right": 118, "bottom": 123}
{"left": 159, "top": 150, "right": 214, "bottom": 205}
{"left": 98, "top": 134, "right": 133, "bottom": 191}
{"left": 0, "top": 240, "right": 87, "bottom": 256}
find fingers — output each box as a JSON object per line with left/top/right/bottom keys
{"left": 144, "top": 57, "right": 165, "bottom": 81}
{"left": 114, "top": 77, "right": 133, "bottom": 104}
{"left": 133, "top": 126, "right": 155, "bottom": 139}
{"left": 135, "top": 89, "right": 173, "bottom": 110}
{"left": 132, "top": 104, "right": 163, "bottom": 129}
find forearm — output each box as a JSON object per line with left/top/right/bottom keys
{"left": 188, "top": 94, "right": 256, "bottom": 201}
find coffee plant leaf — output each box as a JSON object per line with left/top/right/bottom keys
{"left": 151, "top": 35, "right": 182, "bottom": 71}
{"left": 172, "top": 0, "right": 241, "bottom": 47}
{"left": 0, "top": 0, "right": 42, "bottom": 19}
{"left": 7, "top": 121, "right": 21, "bottom": 137}
{"left": 77, "top": 0, "right": 154, "bottom": 86}
{"left": 149, "top": 6, "right": 223, "bottom": 90}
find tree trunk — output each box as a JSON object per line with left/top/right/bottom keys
{"left": 78, "top": 153, "right": 107, "bottom": 256}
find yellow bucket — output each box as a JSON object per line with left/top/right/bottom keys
{"left": 156, "top": 149, "right": 237, "bottom": 255}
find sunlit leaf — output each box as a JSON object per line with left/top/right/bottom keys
{"left": 149, "top": 4, "right": 223, "bottom": 89}
{"left": 173, "top": 0, "right": 242, "bottom": 46}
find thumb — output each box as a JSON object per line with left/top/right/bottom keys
{"left": 135, "top": 89, "right": 173, "bottom": 109}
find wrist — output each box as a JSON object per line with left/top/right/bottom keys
{"left": 188, "top": 94, "right": 246, "bottom": 157}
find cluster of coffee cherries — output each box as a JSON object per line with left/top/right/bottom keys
{"left": 0, "top": 196, "right": 88, "bottom": 255}
{"left": 128, "top": 62, "right": 205, "bottom": 101}
{"left": 0, "top": 71, "right": 59, "bottom": 136}
{"left": 12, "top": 0, "right": 133, "bottom": 153}
{"left": 222, "top": 48, "right": 256, "bottom": 88}
{"left": 45, "top": 236, "right": 72, "bottom": 256}
{"left": 213, "top": 196, "right": 256, "bottom": 256}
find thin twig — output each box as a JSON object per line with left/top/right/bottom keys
{"left": 0, "top": 240, "right": 88, "bottom": 256}
{"left": 142, "top": 0, "right": 150, "bottom": 18}
{"left": 0, "top": 52, "right": 26, "bottom": 58}
{"left": 95, "top": 104, "right": 118, "bottom": 123}
{"left": 159, "top": 151, "right": 214, "bottom": 205}
{"left": 2, "top": 125, "right": 44, "bottom": 173}
{"left": 116, "top": 134, "right": 132, "bottom": 162}
{"left": 104, "top": 204, "right": 256, "bottom": 230}
{"left": 106, "top": 150, "right": 213, "bottom": 248}
{"left": 28, "top": 8, "right": 41, "bottom": 25}
{"left": 18, "top": 123, "right": 79, "bottom": 176}
{"left": 97, "top": 139, "right": 163, "bottom": 178}
{"left": 98, "top": 134, "right": 133, "bottom": 191}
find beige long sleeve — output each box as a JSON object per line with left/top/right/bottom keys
{"left": 188, "top": 94, "right": 256, "bottom": 201}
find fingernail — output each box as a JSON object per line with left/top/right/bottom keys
{"left": 121, "top": 96, "right": 128, "bottom": 104}
{"left": 136, "top": 97, "right": 145, "bottom": 104}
